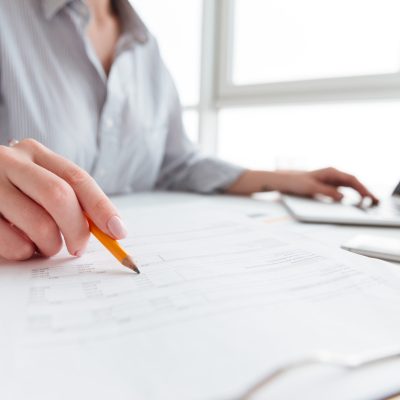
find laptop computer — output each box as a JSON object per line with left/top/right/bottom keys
{"left": 281, "top": 181, "right": 400, "bottom": 227}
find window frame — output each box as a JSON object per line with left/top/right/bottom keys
{"left": 196, "top": 0, "right": 400, "bottom": 154}
{"left": 214, "top": 0, "right": 400, "bottom": 107}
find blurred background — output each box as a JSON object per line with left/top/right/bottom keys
{"left": 133, "top": 0, "right": 400, "bottom": 194}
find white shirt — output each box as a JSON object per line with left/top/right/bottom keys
{"left": 0, "top": 0, "right": 243, "bottom": 194}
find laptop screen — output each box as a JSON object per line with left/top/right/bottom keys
{"left": 393, "top": 181, "right": 400, "bottom": 196}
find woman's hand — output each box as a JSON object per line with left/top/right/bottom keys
{"left": 226, "top": 167, "right": 379, "bottom": 204}
{"left": 0, "top": 139, "right": 127, "bottom": 261}
{"left": 275, "top": 168, "right": 379, "bottom": 203}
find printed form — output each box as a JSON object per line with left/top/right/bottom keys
{"left": 1, "top": 200, "right": 400, "bottom": 400}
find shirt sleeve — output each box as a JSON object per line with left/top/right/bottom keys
{"left": 155, "top": 75, "right": 244, "bottom": 194}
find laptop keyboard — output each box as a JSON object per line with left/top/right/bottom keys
{"left": 365, "top": 199, "right": 400, "bottom": 217}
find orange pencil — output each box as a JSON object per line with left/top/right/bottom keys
{"left": 86, "top": 216, "right": 140, "bottom": 274}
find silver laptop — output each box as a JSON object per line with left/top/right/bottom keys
{"left": 282, "top": 181, "right": 400, "bottom": 227}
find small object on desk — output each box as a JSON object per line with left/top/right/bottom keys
{"left": 341, "top": 234, "right": 400, "bottom": 263}
{"left": 86, "top": 215, "right": 140, "bottom": 273}
{"left": 238, "top": 349, "right": 400, "bottom": 400}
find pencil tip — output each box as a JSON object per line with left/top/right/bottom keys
{"left": 121, "top": 256, "right": 141, "bottom": 274}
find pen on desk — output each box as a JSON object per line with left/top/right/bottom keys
{"left": 85, "top": 215, "right": 140, "bottom": 274}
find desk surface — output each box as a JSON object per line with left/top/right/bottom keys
{"left": 4, "top": 191, "right": 400, "bottom": 400}
{"left": 115, "top": 192, "right": 400, "bottom": 400}
{"left": 117, "top": 192, "right": 400, "bottom": 400}
{"left": 113, "top": 191, "right": 400, "bottom": 264}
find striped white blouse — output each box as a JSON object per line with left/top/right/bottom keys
{"left": 0, "top": 0, "right": 243, "bottom": 194}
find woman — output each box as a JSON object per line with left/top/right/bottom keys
{"left": 0, "top": 0, "right": 377, "bottom": 261}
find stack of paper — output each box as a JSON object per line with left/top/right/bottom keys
{"left": 1, "top": 201, "right": 400, "bottom": 400}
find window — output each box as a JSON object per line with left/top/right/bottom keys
{"left": 215, "top": 0, "right": 400, "bottom": 189}
{"left": 131, "top": 0, "right": 202, "bottom": 141}
{"left": 131, "top": 1, "right": 400, "bottom": 190}
{"left": 231, "top": 0, "right": 400, "bottom": 85}
{"left": 219, "top": 101, "right": 400, "bottom": 192}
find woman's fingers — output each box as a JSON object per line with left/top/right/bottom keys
{"left": 0, "top": 216, "right": 35, "bottom": 261}
{"left": 334, "top": 171, "right": 379, "bottom": 204}
{"left": 6, "top": 160, "right": 90, "bottom": 257}
{"left": 0, "top": 182, "right": 62, "bottom": 257}
{"left": 311, "top": 182, "right": 343, "bottom": 201}
{"left": 313, "top": 168, "right": 379, "bottom": 204}
{"left": 20, "top": 139, "right": 127, "bottom": 240}
{"left": 0, "top": 139, "right": 124, "bottom": 261}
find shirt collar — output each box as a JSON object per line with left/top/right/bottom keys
{"left": 41, "top": 0, "right": 149, "bottom": 43}
{"left": 113, "top": 0, "right": 149, "bottom": 44}
{"left": 41, "top": 0, "right": 71, "bottom": 19}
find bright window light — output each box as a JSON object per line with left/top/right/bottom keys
{"left": 232, "top": 0, "right": 400, "bottom": 85}
{"left": 132, "top": 0, "right": 202, "bottom": 106}
{"left": 218, "top": 101, "right": 400, "bottom": 193}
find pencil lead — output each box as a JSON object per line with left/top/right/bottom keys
{"left": 121, "top": 256, "right": 141, "bottom": 274}
{"left": 132, "top": 265, "right": 140, "bottom": 274}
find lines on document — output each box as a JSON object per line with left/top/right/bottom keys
{"left": 24, "top": 250, "right": 387, "bottom": 345}
{"left": 20, "top": 214, "right": 400, "bottom": 349}
{"left": 124, "top": 221, "right": 252, "bottom": 247}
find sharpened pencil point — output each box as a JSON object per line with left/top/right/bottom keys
{"left": 121, "top": 256, "right": 141, "bottom": 274}
{"left": 133, "top": 265, "right": 140, "bottom": 274}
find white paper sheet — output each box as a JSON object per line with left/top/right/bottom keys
{"left": 2, "top": 201, "right": 400, "bottom": 400}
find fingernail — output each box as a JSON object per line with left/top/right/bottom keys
{"left": 74, "top": 249, "right": 85, "bottom": 257}
{"left": 107, "top": 215, "right": 128, "bottom": 239}
{"left": 74, "top": 242, "right": 88, "bottom": 257}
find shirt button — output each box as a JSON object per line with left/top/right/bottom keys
{"left": 105, "top": 118, "right": 114, "bottom": 129}
{"left": 135, "top": 33, "right": 147, "bottom": 43}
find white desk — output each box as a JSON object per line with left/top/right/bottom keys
{"left": 3, "top": 191, "right": 400, "bottom": 400}
{"left": 113, "top": 191, "right": 400, "bottom": 265}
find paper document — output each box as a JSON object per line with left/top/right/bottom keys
{"left": 1, "top": 201, "right": 400, "bottom": 400}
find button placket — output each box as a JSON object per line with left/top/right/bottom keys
{"left": 93, "top": 55, "right": 128, "bottom": 189}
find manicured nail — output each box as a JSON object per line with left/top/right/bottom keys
{"left": 107, "top": 215, "right": 128, "bottom": 239}
{"left": 74, "top": 250, "right": 84, "bottom": 257}
{"left": 74, "top": 243, "right": 88, "bottom": 258}
{"left": 74, "top": 248, "right": 85, "bottom": 257}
